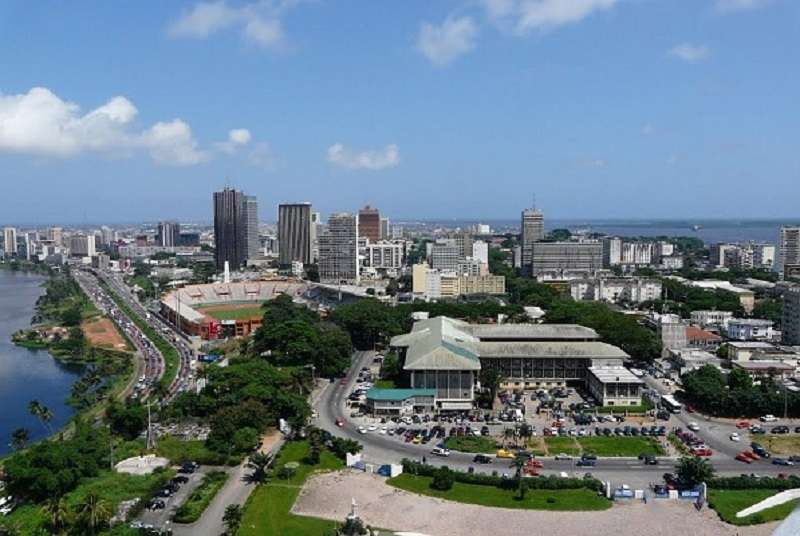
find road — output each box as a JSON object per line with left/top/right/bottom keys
{"left": 92, "top": 269, "right": 196, "bottom": 402}
{"left": 315, "top": 351, "right": 800, "bottom": 488}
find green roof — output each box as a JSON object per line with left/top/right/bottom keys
{"left": 366, "top": 388, "right": 436, "bottom": 401}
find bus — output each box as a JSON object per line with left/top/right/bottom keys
{"left": 661, "top": 394, "right": 682, "bottom": 414}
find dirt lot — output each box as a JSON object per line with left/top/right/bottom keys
{"left": 293, "top": 471, "right": 779, "bottom": 536}
{"left": 81, "top": 317, "right": 129, "bottom": 351}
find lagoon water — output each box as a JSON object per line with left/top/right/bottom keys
{"left": 0, "top": 270, "right": 82, "bottom": 456}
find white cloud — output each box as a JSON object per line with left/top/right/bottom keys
{"left": 668, "top": 43, "right": 711, "bottom": 63}
{"left": 715, "top": 0, "right": 772, "bottom": 13}
{"left": 483, "top": 0, "right": 617, "bottom": 34}
{"left": 418, "top": 16, "right": 478, "bottom": 66}
{"left": 327, "top": 143, "right": 400, "bottom": 170}
{"left": 0, "top": 87, "right": 208, "bottom": 166}
{"left": 215, "top": 128, "right": 252, "bottom": 154}
{"left": 168, "top": 1, "right": 288, "bottom": 49}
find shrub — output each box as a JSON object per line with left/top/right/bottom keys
{"left": 431, "top": 467, "right": 455, "bottom": 491}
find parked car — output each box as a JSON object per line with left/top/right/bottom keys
{"left": 771, "top": 426, "right": 790, "bottom": 434}
{"left": 335, "top": 417, "right": 344, "bottom": 427}
{"left": 431, "top": 447, "right": 451, "bottom": 457}
{"left": 760, "top": 415, "right": 778, "bottom": 423}
{"left": 576, "top": 459, "right": 596, "bottom": 467}
{"left": 735, "top": 452, "right": 753, "bottom": 464}
{"left": 736, "top": 421, "right": 752, "bottom": 429}
{"left": 473, "top": 454, "right": 492, "bottom": 464}
{"left": 751, "top": 443, "right": 770, "bottom": 458}
{"left": 496, "top": 449, "right": 514, "bottom": 459}
{"left": 554, "top": 453, "right": 572, "bottom": 460}
{"left": 687, "top": 422, "right": 700, "bottom": 432}
{"left": 773, "top": 458, "right": 794, "bottom": 466}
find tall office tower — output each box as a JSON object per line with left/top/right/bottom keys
{"left": 243, "top": 196, "right": 259, "bottom": 261}
{"left": 380, "top": 217, "right": 390, "bottom": 240}
{"left": 520, "top": 208, "right": 544, "bottom": 276}
{"left": 430, "top": 239, "right": 463, "bottom": 272}
{"left": 318, "top": 212, "right": 359, "bottom": 284}
{"left": 311, "top": 211, "right": 322, "bottom": 262}
{"left": 47, "top": 227, "right": 63, "bottom": 247}
{"left": 778, "top": 227, "right": 800, "bottom": 275}
{"left": 358, "top": 205, "right": 381, "bottom": 243}
{"left": 69, "top": 234, "right": 96, "bottom": 257}
{"left": 213, "top": 187, "right": 253, "bottom": 271}
{"left": 156, "top": 221, "right": 180, "bottom": 247}
{"left": 783, "top": 285, "right": 800, "bottom": 345}
{"left": 278, "top": 203, "right": 313, "bottom": 267}
{"left": 602, "top": 237, "right": 622, "bottom": 267}
{"left": 530, "top": 241, "right": 603, "bottom": 276}
{"left": 472, "top": 240, "right": 489, "bottom": 265}
{"left": 100, "top": 225, "right": 115, "bottom": 247}
{"left": 3, "top": 227, "right": 18, "bottom": 256}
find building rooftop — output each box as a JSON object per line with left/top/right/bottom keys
{"left": 732, "top": 361, "right": 795, "bottom": 371}
{"left": 686, "top": 326, "right": 723, "bottom": 342}
{"left": 727, "top": 341, "right": 776, "bottom": 349}
{"left": 729, "top": 318, "right": 774, "bottom": 327}
{"left": 587, "top": 366, "right": 644, "bottom": 384}
{"left": 466, "top": 323, "right": 599, "bottom": 341}
{"left": 365, "top": 388, "right": 437, "bottom": 401}
{"left": 478, "top": 341, "right": 628, "bottom": 359}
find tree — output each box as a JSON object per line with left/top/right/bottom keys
{"left": 278, "top": 462, "right": 298, "bottom": 481}
{"left": 511, "top": 456, "right": 526, "bottom": 478}
{"left": 246, "top": 452, "right": 274, "bottom": 484}
{"left": 517, "top": 476, "right": 528, "bottom": 500}
{"left": 223, "top": 504, "right": 243, "bottom": 535}
{"left": 28, "top": 400, "right": 53, "bottom": 433}
{"left": 60, "top": 304, "right": 83, "bottom": 327}
{"left": 10, "top": 428, "right": 30, "bottom": 451}
{"left": 42, "top": 497, "right": 73, "bottom": 535}
{"left": 329, "top": 437, "right": 362, "bottom": 460}
{"left": 547, "top": 228, "right": 572, "bottom": 241}
{"left": 480, "top": 369, "right": 505, "bottom": 406}
{"left": 431, "top": 466, "right": 455, "bottom": 491}
{"left": 77, "top": 492, "right": 111, "bottom": 535}
{"left": 676, "top": 456, "right": 715, "bottom": 487}
{"left": 106, "top": 400, "right": 147, "bottom": 440}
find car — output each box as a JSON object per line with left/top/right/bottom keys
{"left": 473, "top": 454, "right": 492, "bottom": 464}
{"left": 358, "top": 426, "right": 367, "bottom": 434}
{"left": 691, "top": 447, "right": 713, "bottom": 457}
{"left": 760, "top": 414, "right": 778, "bottom": 422}
{"left": 340, "top": 378, "right": 348, "bottom": 385}
{"left": 773, "top": 458, "right": 794, "bottom": 466}
{"left": 335, "top": 417, "right": 344, "bottom": 427}
{"left": 745, "top": 451, "right": 760, "bottom": 461}
{"left": 431, "top": 447, "right": 451, "bottom": 457}
{"left": 155, "top": 488, "right": 174, "bottom": 498}
{"left": 554, "top": 453, "right": 572, "bottom": 460}
{"left": 730, "top": 432, "right": 741, "bottom": 442}
{"left": 526, "top": 459, "right": 544, "bottom": 468}
{"left": 643, "top": 455, "right": 658, "bottom": 465}
{"left": 771, "top": 426, "right": 790, "bottom": 434}
{"left": 172, "top": 475, "right": 189, "bottom": 484}
{"left": 751, "top": 443, "right": 770, "bottom": 458}
{"left": 496, "top": 449, "right": 515, "bottom": 459}
{"left": 367, "top": 425, "right": 377, "bottom": 432}
{"left": 687, "top": 422, "right": 700, "bottom": 432}
{"left": 148, "top": 499, "right": 166, "bottom": 510}
{"left": 736, "top": 421, "right": 752, "bottom": 429}
{"left": 750, "top": 426, "right": 766, "bottom": 435}
{"left": 576, "top": 459, "right": 596, "bottom": 467}
{"left": 736, "top": 452, "right": 753, "bottom": 464}
{"left": 581, "top": 453, "right": 598, "bottom": 461}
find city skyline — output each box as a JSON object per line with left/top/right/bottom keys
{"left": 2, "top": 1, "right": 799, "bottom": 222}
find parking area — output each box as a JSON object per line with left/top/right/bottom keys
{"left": 133, "top": 462, "right": 206, "bottom": 532}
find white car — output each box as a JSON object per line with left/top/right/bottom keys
{"left": 367, "top": 425, "right": 377, "bottom": 432}
{"left": 379, "top": 427, "right": 387, "bottom": 435}
{"left": 761, "top": 415, "right": 778, "bottom": 423}
{"left": 688, "top": 422, "right": 700, "bottom": 432}
{"left": 554, "top": 453, "right": 572, "bottom": 460}
{"left": 358, "top": 426, "right": 367, "bottom": 434}
{"left": 431, "top": 447, "right": 451, "bottom": 457}
{"left": 730, "top": 432, "right": 741, "bottom": 442}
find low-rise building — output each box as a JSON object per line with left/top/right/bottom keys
{"left": 570, "top": 276, "right": 661, "bottom": 304}
{"left": 727, "top": 318, "right": 774, "bottom": 341}
{"left": 731, "top": 361, "right": 795, "bottom": 381}
{"left": 686, "top": 326, "right": 723, "bottom": 349}
{"left": 690, "top": 310, "right": 733, "bottom": 330}
{"left": 586, "top": 366, "right": 645, "bottom": 407}
{"left": 365, "top": 388, "right": 436, "bottom": 416}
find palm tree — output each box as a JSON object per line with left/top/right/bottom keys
{"left": 42, "top": 497, "right": 73, "bottom": 535}
{"left": 503, "top": 427, "right": 515, "bottom": 448}
{"left": 223, "top": 504, "right": 243, "bottom": 535}
{"left": 77, "top": 492, "right": 111, "bottom": 535}
{"left": 10, "top": 427, "right": 30, "bottom": 451}
{"left": 511, "top": 456, "right": 526, "bottom": 478}
{"left": 246, "top": 452, "right": 275, "bottom": 484}
{"left": 28, "top": 400, "right": 53, "bottom": 433}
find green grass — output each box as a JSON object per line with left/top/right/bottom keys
{"left": 444, "top": 435, "right": 497, "bottom": 454}
{"left": 200, "top": 305, "right": 263, "bottom": 321}
{"left": 595, "top": 399, "right": 653, "bottom": 414}
{"left": 387, "top": 474, "right": 611, "bottom": 511}
{"left": 577, "top": 437, "right": 665, "bottom": 457}
{"left": 709, "top": 489, "right": 800, "bottom": 526}
{"left": 100, "top": 280, "right": 179, "bottom": 392}
{"left": 544, "top": 436, "right": 581, "bottom": 456}
{"left": 239, "top": 441, "right": 344, "bottom": 536}
{"left": 173, "top": 471, "right": 229, "bottom": 523}
{"left": 760, "top": 436, "right": 800, "bottom": 456}
{"left": 374, "top": 379, "right": 397, "bottom": 389}
{"left": 156, "top": 436, "right": 233, "bottom": 466}
{"left": 0, "top": 469, "right": 173, "bottom": 534}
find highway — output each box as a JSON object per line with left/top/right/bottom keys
{"left": 315, "top": 351, "right": 800, "bottom": 488}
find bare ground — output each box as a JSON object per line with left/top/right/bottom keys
{"left": 293, "top": 471, "right": 779, "bottom": 536}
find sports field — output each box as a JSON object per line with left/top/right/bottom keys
{"left": 196, "top": 303, "right": 264, "bottom": 321}
{"left": 81, "top": 317, "right": 131, "bottom": 351}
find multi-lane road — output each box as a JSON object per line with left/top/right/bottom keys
{"left": 315, "top": 351, "right": 800, "bottom": 488}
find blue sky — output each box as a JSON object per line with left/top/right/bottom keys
{"left": 1, "top": 0, "right": 798, "bottom": 224}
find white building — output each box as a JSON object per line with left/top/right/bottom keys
{"left": 778, "top": 226, "right": 800, "bottom": 274}
{"left": 318, "top": 212, "right": 359, "bottom": 285}
{"left": 690, "top": 310, "right": 733, "bottom": 330}
{"left": 620, "top": 242, "right": 653, "bottom": 265}
{"left": 70, "top": 234, "right": 96, "bottom": 257}
{"left": 472, "top": 240, "right": 489, "bottom": 265}
{"left": 727, "top": 319, "right": 774, "bottom": 341}
{"left": 430, "top": 239, "right": 463, "bottom": 272}
{"left": 570, "top": 277, "right": 662, "bottom": 304}
{"left": 602, "top": 237, "right": 622, "bottom": 267}
{"left": 3, "top": 227, "right": 18, "bottom": 256}
{"left": 364, "top": 241, "right": 404, "bottom": 270}
{"left": 660, "top": 255, "right": 684, "bottom": 270}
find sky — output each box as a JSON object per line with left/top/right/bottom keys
{"left": 1, "top": 0, "right": 798, "bottom": 224}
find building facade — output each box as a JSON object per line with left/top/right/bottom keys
{"left": 570, "top": 276, "right": 662, "bottom": 304}
{"left": 783, "top": 285, "right": 800, "bottom": 346}
{"left": 364, "top": 241, "right": 404, "bottom": 270}
{"left": 358, "top": 205, "right": 381, "bottom": 243}
{"left": 213, "top": 188, "right": 256, "bottom": 271}
{"left": 430, "top": 239, "right": 463, "bottom": 272}
{"left": 727, "top": 319, "right": 774, "bottom": 341}
{"left": 157, "top": 221, "right": 180, "bottom": 247}
{"left": 318, "top": 212, "right": 359, "bottom": 284}
{"left": 278, "top": 203, "right": 313, "bottom": 266}
{"left": 531, "top": 241, "right": 603, "bottom": 276}
{"left": 521, "top": 208, "right": 544, "bottom": 275}
{"left": 2, "top": 227, "right": 17, "bottom": 256}
{"left": 778, "top": 227, "right": 800, "bottom": 275}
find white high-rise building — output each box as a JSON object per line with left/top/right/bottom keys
{"left": 318, "top": 213, "right": 359, "bottom": 284}
{"left": 472, "top": 240, "right": 489, "bottom": 265}
{"left": 3, "top": 227, "right": 18, "bottom": 256}
{"left": 777, "top": 226, "right": 800, "bottom": 275}
{"left": 47, "top": 227, "right": 63, "bottom": 246}
{"left": 602, "top": 237, "right": 622, "bottom": 267}
{"left": 70, "top": 234, "right": 96, "bottom": 257}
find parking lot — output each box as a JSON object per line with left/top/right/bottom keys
{"left": 134, "top": 462, "right": 205, "bottom": 532}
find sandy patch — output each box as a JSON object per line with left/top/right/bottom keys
{"left": 82, "top": 317, "right": 129, "bottom": 350}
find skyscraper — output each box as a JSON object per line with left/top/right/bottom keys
{"left": 318, "top": 212, "right": 359, "bottom": 284}
{"left": 213, "top": 187, "right": 258, "bottom": 271}
{"left": 3, "top": 227, "right": 18, "bottom": 256}
{"left": 157, "top": 221, "right": 180, "bottom": 247}
{"left": 358, "top": 205, "right": 381, "bottom": 243}
{"left": 278, "top": 203, "right": 313, "bottom": 266}
{"left": 521, "top": 208, "right": 544, "bottom": 275}
{"left": 778, "top": 226, "right": 800, "bottom": 275}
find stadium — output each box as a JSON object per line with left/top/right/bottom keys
{"left": 160, "top": 280, "right": 309, "bottom": 340}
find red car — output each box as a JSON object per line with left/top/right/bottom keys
{"left": 736, "top": 421, "right": 751, "bottom": 429}
{"left": 736, "top": 452, "right": 753, "bottom": 463}
{"left": 335, "top": 417, "right": 344, "bottom": 427}
{"left": 686, "top": 404, "right": 696, "bottom": 413}
{"left": 745, "top": 451, "right": 760, "bottom": 461}
{"left": 526, "top": 459, "right": 544, "bottom": 468}
{"left": 692, "top": 447, "right": 713, "bottom": 457}
{"left": 340, "top": 378, "right": 348, "bottom": 385}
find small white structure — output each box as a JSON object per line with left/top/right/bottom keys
{"left": 115, "top": 455, "right": 169, "bottom": 475}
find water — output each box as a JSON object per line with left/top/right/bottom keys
{"left": 0, "top": 270, "right": 83, "bottom": 456}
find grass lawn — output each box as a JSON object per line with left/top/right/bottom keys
{"left": 199, "top": 305, "right": 263, "bottom": 321}
{"left": 544, "top": 436, "right": 580, "bottom": 456}
{"left": 760, "top": 436, "right": 800, "bottom": 456}
{"left": 156, "top": 436, "right": 233, "bottom": 466}
{"left": 444, "top": 435, "right": 497, "bottom": 454}
{"left": 239, "top": 441, "right": 344, "bottom": 536}
{"left": 709, "top": 489, "right": 800, "bottom": 526}
{"left": 387, "top": 474, "right": 611, "bottom": 511}
{"left": 0, "top": 469, "right": 173, "bottom": 534}
{"left": 173, "top": 471, "right": 229, "bottom": 523}
{"left": 577, "top": 437, "right": 665, "bottom": 457}
{"left": 527, "top": 437, "right": 547, "bottom": 456}
{"left": 595, "top": 399, "right": 653, "bottom": 414}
